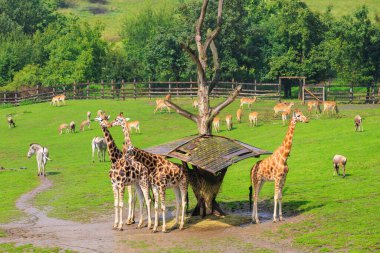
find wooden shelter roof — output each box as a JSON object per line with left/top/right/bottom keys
{"left": 144, "top": 135, "right": 272, "bottom": 175}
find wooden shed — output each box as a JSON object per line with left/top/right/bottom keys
{"left": 144, "top": 135, "right": 272, "bottom": 175}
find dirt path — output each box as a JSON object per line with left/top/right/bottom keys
{"left": 0, "top": 178, "right": 305, "bottom": 253}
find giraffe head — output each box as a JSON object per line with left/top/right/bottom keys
{"left": 95, "top": 114, "right": 111, "bottom": 128}
{"left": 109, "top": 115, "right": 130, "bottom": 128}
{"left": 292, "top": 109, "right": 309, "bottom": 123}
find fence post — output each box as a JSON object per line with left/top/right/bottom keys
{"left": 122, "top": 80, "right": 125, "bottom": 101}
{"left": 349, "top": 86, "right": 353, "bottom": 103}
{"left": 73, "top": 81, "right": 76, "bottom": 100}
{"left": 111, "top": 80, "right": 115, "bottom": 99}
{"left": 148, "top": 82, "right": 151, "bottom": 100}
{"left": 3, "top": 93, "right": 6, "bottom": 105}
{"left": 101, "top": 80, "right": 104, "bottom": 99}
{"left": 133, "top": 79, "right": 137, "bottom": 100}
{"left": 254, "top": 80, "right": 257, "bottom": 96}
{"left": 15, "top": 91, "right": 18, "bottom": 106}
{"left": 168, "top": 80, "right": 171, "bottom": 96}
{"left": 372, "top": 83, "right": 375, "bottom": 104}
{"left": 53, "top": 87, "right": 56, "bottom": 96}
{"left": 86, "top": 80, "right": 89, "bottom": 99}
{"left": 177, "top": 82, "right": 179, "bottom": 96}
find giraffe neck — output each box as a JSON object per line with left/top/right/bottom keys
{"left": 100, "top": 125, "right": 122, "bottom": 162}
{"left": 131, "top": 147, "right": 156, "bottom": 165}
{"left": 273, "top": 118, "right": 297, "bottom": 160}
{"left": 121, "top": 122, "right": 133, "bottom": 155}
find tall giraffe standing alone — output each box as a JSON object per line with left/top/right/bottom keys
{"left": 95, "top": 115, "right": 151, "bottom": 231}
{"left": 250, "top": 109, "right": 308, "bottom": 224}
{"left": 110, "top": 115, "right": 188, "bottom": 232}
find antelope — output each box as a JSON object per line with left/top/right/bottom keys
{"left": 69, "top": 121, "right": 76, "bottom": 133}
{"left": 58, "top": 123, "right": 69, "bottom": 135}
{"left": 193, "top": 100, "right": 198, "bottom": 109}
{"left": 87, "top": 111, "right": 91, "bottom": 121}
{"left": 236, "top": 109, "right": 243, "bottom": 123}
{"left": 240, "top": 97, "right": 257, "bottom": 109}
{"left": 354, "top": 115, "right": 363, "bottom": 132}
{"left": 127, "top": 121, "right": 140, "bottom": 134}
{"left": 307, "top": 101, "right": 321, "bottom": 114}
{"left": 322, "top": 101, "right": 338, "bottom": 115}
{"left": 213, "top": 117, "right": 220, "bottom": 133}
{"left": 50, "top": 94, "right": 66, "bottom": 106}
{"left": 225, "top": 114, "right": 233, "bottom": 131}
{"left": 273, "top": 102, "right": 294, "bottom": 117}
{"left": 333, "top": 155, "right": 347, "bottom": 178}
{"left": 7, "top": 116, "right": 16, "bottom": 128}
{"left": 80, "top": 120, "right": 91, "bottom": 131}
{"left": 165, "top": 94, "right": 171, "bottom": 100}
{"left": 249, "top": 112, "right": 258, "bottom": 127}
{"left": 281, "top": 108, "right": 291, "bottom": 126}
{"left": 154, "top": 99, "right": 171, "bottom": 114}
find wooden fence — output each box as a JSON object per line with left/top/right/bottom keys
{"left": 0, "top": 81, "right": 280, "bottom": 105}
{"left": 1, "top": 80, "right": 379, "bottom": 106}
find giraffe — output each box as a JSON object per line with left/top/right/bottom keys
{"left": 249, "top": 109, "right": 309, "bottom": 224}
{"left": 110, "top": 115, "right": 188, "bottom": 232}
{"left": 95, "top": 115, "right": 151, "bottom": 231}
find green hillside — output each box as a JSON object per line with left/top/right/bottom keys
{"left": 58, "top": 0, "right": 380, "bottom": 41}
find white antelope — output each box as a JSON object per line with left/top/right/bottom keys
{"left": 249, "top": 112, "right": 258, "bottom": 127}
{"left": 213, "top": 117, "right": 220, "bottom": 133}
{"left": 240, "top": 97, "right": 257, "bottom": 109}
{"left": 7, "top": 116, "right": 16, "bottom": 128}
{"left": 273, "top": 102, "right": 294, "bottom": 117}
{"left": 354, "top": 115, "right": 363, "bottom": 132}
{"left": 27, "top": 143, "right": 51, "bottom": 177}
{"left": 58, "top": 123, "right": 69, "bottom": 135}
{"left": 225, "top": 114, "right": 233, "bottom": 131}
{"left": 333, "top": 155, "right": 347, "bottom": 178}
{"left": 92, "top": 137, "right": 107, "bottom": 162}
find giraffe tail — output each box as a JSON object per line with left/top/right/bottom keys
{"left": 249, "top": 186, "right": 253, "bottom": 212}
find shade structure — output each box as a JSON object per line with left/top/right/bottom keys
{"left": 144, "top": 135, "right": 272, "bottom": 175}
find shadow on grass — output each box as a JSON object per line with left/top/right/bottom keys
{"left": 46, "top": 171, "right": 61, "bottom": 176}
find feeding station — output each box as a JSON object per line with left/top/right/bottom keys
{"left": 145, "top": 134, "right": 271, "bottom": 217}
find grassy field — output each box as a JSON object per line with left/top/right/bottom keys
{"left": 1, "top": 98, "right": 380, "bottom": 252}
{"left": 58, "top": 0, "right": 380, "bottom": 41}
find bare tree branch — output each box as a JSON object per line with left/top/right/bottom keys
{"left": 196, "top": 0, "right": 209, "bottom": 38}
{"left": 210, "top": 85, "right": 242, "bottom": 119}
{"left": 217, "top": 0, "right": 224, "bottom": 26}
{"left": 209, "top": 39, "right": 220, "bottom": 93}
{"left": 204, "top": 27, "right": 221, "bottom": 53}
{"left": 164, "top": 100, "right": 198, "bottom": 123}
{"left": 180, "top": 43, "right": 204, "bottom": 76}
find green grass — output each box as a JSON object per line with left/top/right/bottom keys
{"left": 1, "top": 98, "right": 379, "bottom": 252}
{"left": 0, "top": 243, "right": 74, "bottom": 253}
{"left": 58, "top": 0, "right": 380, "bottom": 41}
{"left": 57, "top": 0, "right": 181, "bottom": 41}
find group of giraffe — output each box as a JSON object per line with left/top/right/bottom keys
{"left": 95, "top": 112, "right": 187, "bottom": 232}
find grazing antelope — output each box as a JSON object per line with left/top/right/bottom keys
{"left": 273, "top": 102, "right": 294, "bottom": 117}
{"left": 87, "top": 111, "right": 91, "bottom": 121}
{"left": 281, "top": 108, "right": 291, "bottom": 126}
{"left": 249, "top": 112, "right": 258, "bottom": 127}
{"left": 92, "top": 136, "right": 107, "bottom": 162}
{"left": 307, "top": 101, "right": 321, "bottom": 114}
{"left": 69, "top": 121, "right": 76, "bottom": 133}
{"left": 322, "top": 101, "right": 338, "bottom": 115}
{"left": 58, "top": 123, "right": 69, "bottom": 135}
{"left": 354, "top": 115, "right": 363, "bottom": 132}
{"left": 192, "top": 100, "right": 198, "bottom": 109}
{"left": 80, "top": 120, "right": 91, "bottom": 131}
{"left": 127, "top": 121, "right": 140, "bottom": 134}
{"left": 225, "top": 114, "right": 233, "bottom": 131}
{"left": 154, "top": 99, "right": 171, "bottom": 114}
{"left": 236, "top": 109, "right": 243, "bottom": 123}
{"left": 213, "top": 117, "right": 220, "bottom": 133}
{"left": 50, "top": 94, "right": 66, "bottom": 106}
{"left": 27, "top": 143, "right": 51, "bottom": 177}
{"left": 7, "top": 116, "right": 16, "bottom": 128}
{"left": 240, "top": 97, "right": 257, "bottom": 109}
{"left": 333, "top": 155, "right": 347, "bottom": 178}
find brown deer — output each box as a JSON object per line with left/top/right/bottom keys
{"left": 80, "top": 120, "right": 91, "bottom": 131}
{"left": 354, "top": 115, "right": 363, "bottom": 132}
{"left": 249, "top": 112, "right": 258, "bottom": 127}
{"left": 213, "top": 117, "right": 220, "bottom": 133}
{"left": 273, "top": 102, "right": 294, "bottom": 117}
{"left": 127, "top": 121, "right": 140, "bottom": 134}
{"left": 333, "top": 155, "right": 347, "bottom": 177}
{"left": 322, "top": 101, "right": 338, "bottom": 115}
{"left": 58, "top": 123, "right": 69, "bottom": 135}
{"left": 225, "top": 114, "right": 233, "bottom": 131}
{"left": 236, "top": 109, "right": 243, "bottom": 123}
{"left": 307, "top": 101, "right": 321, "bottom": 114}
{"left": 240, "top": 97, "right": 257, "bottom": 109}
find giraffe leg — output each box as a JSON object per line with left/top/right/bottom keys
{"left": 273, "top": 180, "right": 280, "bottom": 223}
{"left": 172, "top": 187, "right": 181, "bottom": 229}
{"left": 125, "top": 185, "right": 135, "bottom": 225}
{"left": 134, "top": 184, "right": 145, "bottom": 229}
{"left": 179, "top": 183, "right": 187, "bottom": 230}
{"left": 278, "top": 176, "right": 286, "bottom": 221}
{"left": 112, "top": 184, "right": 119, "bottom": 229}
{"left": 152, "top": 187, "right": 159, "bottom": 233}
{"left": 252, "top": 180, "right": 263, "bottom": 224}
{"left": 140, "top": 182, "right": 152, "bottom": 229}
{"left": 159, "top": 188, "right": 167, "bottom": 233}
{"left": 117, "top": 187, "right": 125, "bottom": 231}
